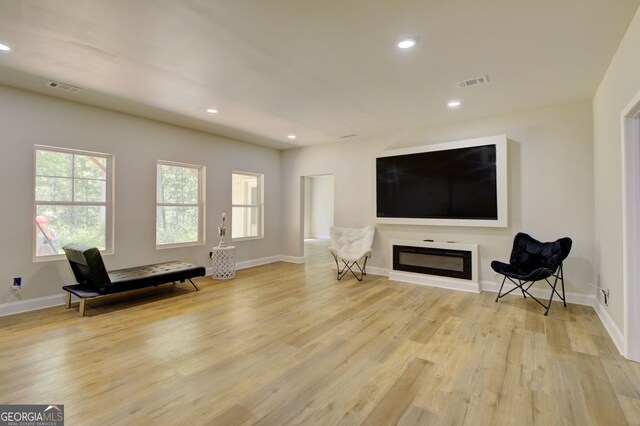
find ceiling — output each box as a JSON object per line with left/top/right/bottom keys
{"left": 0, "top": 0, "right": 638, "bottom": 150}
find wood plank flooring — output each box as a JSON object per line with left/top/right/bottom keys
{"left": 0, "top": 239, "right": 639, "bottom": 425}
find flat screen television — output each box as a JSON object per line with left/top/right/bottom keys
{"left": 375, "top": 135, "right": 508, "bottom": 227}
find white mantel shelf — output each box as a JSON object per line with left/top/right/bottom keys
{"left": 389, "top": 239, "right": 480, "bottom": 293}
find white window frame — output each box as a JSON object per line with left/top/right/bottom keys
{"left": 232, "top": 171, "right": 264, "bottom": 241}
{"left": 33, "top": 145, "right": 115, "bottom": 262}
{"left": 156, "top": 160, "right": 206, "bottom": 249}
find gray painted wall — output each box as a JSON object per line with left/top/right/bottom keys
{"left": 0, "top": 85, "right": 282, "bottom": 305}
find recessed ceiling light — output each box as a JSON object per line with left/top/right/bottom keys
{"left": 0, "top": 42, "right": 11, "bottom": 51}
{"left": 397, "top": 39, "right": 417, "bottom": 49}
{"left": 447, "top": 100, "right": 462, "bottom": 109}
{"left": 287, "top": 134, "right": 297, "bottom": 140}
{"left": 206, "top": 108, "right": 218, "bottom": 114}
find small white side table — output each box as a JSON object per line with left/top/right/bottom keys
{"left": 211, "top": 245, "right": 236, "bottom": 279}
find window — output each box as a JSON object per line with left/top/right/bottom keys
{"left": 34, "top": 145, "right": 114, "bottom": 260}
{"left": 156, "top": 161, "right": 205, "bottom": 247}
{"left": 232, "top": 172, "right": 263, "bottom": 239}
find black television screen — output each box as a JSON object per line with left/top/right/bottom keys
{"left": 376, "top": 144, "right": 498, "bottom": 220}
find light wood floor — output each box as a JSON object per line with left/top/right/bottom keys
{"left": 1, "top": 240, "right": 639, "bottom": 425}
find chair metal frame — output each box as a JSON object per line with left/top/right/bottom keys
{"left": 495, "top": 262, "right": 567, "bottom": 316}
{"left": 331, "top": 253, "right": 369, "bottom": 281}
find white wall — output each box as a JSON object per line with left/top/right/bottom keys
{"left": 0, "top": 85, "right": 282, "bottom": 305}
{"left": 593, "top": 8, "right": 640, "bottom": 330}
{"left": 282, "top": 101, "right": 595, "bottom": 295}
{"left": 309, "top": 175, "right": 334, "bottom": 239}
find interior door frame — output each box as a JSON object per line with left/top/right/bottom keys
{"left": 621, "top": 89, "right": 640, "bottom": 362}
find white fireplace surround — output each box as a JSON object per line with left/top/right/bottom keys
{"left": 389, "top": 239, "right": 480, "bottom": 293}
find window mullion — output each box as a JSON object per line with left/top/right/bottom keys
{"left": 36, "top": 201, "right": 107, "bottom": 207}
{"left": 34, "top": 146, "right": 113, "bottom": 260}
{"left": 156, "top": 162, "right": 204, "bottom": 247}
{"left": 231, "top": 172, "right": 263, "bottom": 240}
{"left": 71, "top": 153, "right": 76, "bottom": 203}
{"left": 157, "top": 203, "right": 199, "bottom": 207}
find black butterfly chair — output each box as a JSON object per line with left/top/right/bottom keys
{"left": 492, "top": 233, "right": 572, "bottom": 315}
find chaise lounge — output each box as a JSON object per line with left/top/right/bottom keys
{"left": 62, "top": 243, "right": 206, "bottom": 316}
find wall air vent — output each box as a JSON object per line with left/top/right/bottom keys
{"left": 47, "top": 81, "right": 82, "bottom": 94}
{"left": 456, "top": 75, "right": 489, "bottom": 89}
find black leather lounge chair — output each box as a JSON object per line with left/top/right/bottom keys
{"left": 62, "top": 243, "right": 205, "bottom": 316}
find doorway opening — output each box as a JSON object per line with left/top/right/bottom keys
{"left": 301, "top": 175, "right": 334, "bottom": 261}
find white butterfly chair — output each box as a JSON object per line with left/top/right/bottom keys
{"left": 329, "top": 226, "right": 375, "bottom": 281}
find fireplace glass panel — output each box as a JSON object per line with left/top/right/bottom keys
{"left": 393, "top": 245, "right": 472, "bottom": 280}
{"left": 398, "top": 252, "right": 464, "bottom": 272}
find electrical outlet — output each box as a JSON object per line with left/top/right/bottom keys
{"left": 12, "top": 277, "right": 22, "bottom": 289}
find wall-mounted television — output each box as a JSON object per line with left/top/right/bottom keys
{"left": 376, "top": 135, "right": 508, "bottom": 227}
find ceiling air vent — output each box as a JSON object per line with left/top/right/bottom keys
{"left": 47, "top": 81, "right": 82, "bottom": 94}
{"left": 339, "top": 133, "right": 358, "bottom": 139}
{"left": 456, "top": 75, "right": 489, "bottom": 89}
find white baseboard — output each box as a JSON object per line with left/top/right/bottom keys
{"left": 207, "top": 255, "right": 306, "bottom": 275}
{"left": 277, "top": 255, "right": 306, "bottom": 264}
{"left": 233, "top": 254, "right": 305, "bottom": 269}
{"left": 0, "top": 294, "right": 66, "bottom": 317}
{"left": 235, "top": 254, "right": 306, "bottom": 269}
{"left": 310, "top": 234, "right": 329, "bottom": 240}
{"left": 366, "top": 266, "right": 389, "bottom": 277}
{"left": 594, "top": 299, "right": 625, "bottom": 355}
{"left": 236, "top": 255, "right": 284, "bottom": 270}
{"left": 207, "top": 254, "right": 307, "bottom": 275}
{"left": 479, "top": 280, "right": 596, "bottom": 307}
